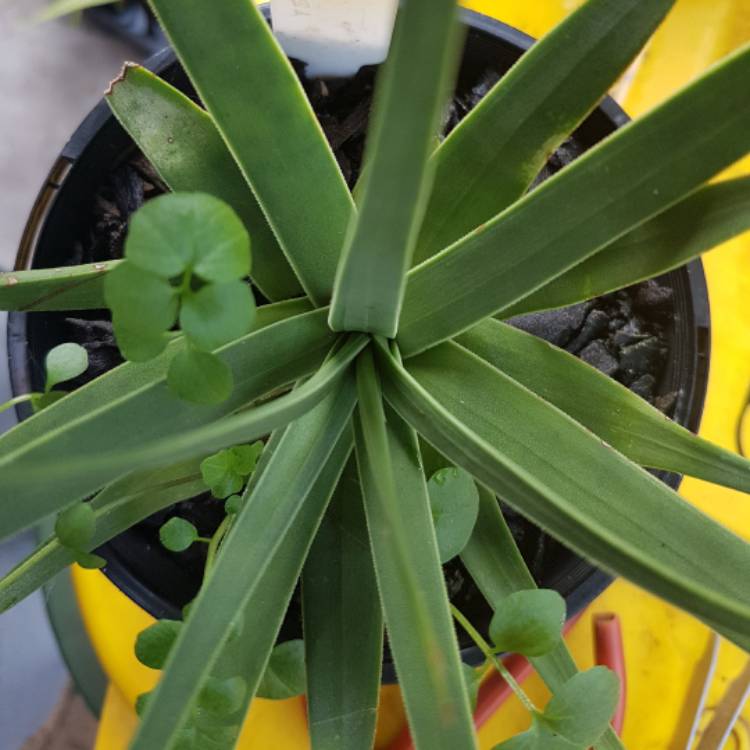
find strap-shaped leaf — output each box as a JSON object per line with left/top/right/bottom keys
{"left": 148, "top": 0, "right": 354, "bottom": 305}
{"left": 328, "top": 0, "right": 460, "bottom": 336}
{"left": 458, "top": 319, "right": 750, "bottom": 492}
{"left": 0, "top": 460, "right": 204, "bottom": 613}
{"left": 131, "top": 381, "right": 356, "bottom": 750}
{"left": 354, "top": 348, "right": 477, "bottom": 750}
{"left": 374, "top": 339, "right": 750, "bottom": 647}
{"left": 398, "top": 43, "right": 750, "bottom": 355}
{"left": 0, "top": 261, "right": 122, "bottom": 312}
{"left": 106, "top": 65, "right": 302, "bottom": 302}
{"left": 303, "top": 460, "right": 383, "bottom": 750}
{"left": 415, "top": 0, "right": 675, "bottom": 263}
{"left": 461, "top": 486, "right": 624, "bottom": 750}
{"left": 502, "top": 177, "right": 750, "bottom": 317}
{"left": 0, "top": 317, "right": 357, "bottom": 539}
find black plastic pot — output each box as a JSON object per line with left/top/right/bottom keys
{"left": 8, "top": 10, "right": 710, "bottom": 677}
{"left": 85, "top": 1, "right": 166, "bottom": 57}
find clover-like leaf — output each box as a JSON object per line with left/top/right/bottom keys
{"left": 167, "top": 348, "right": 233, "bottom": 405}
{"left": 125, "top": 193, "right": 250, "bottom": 281}
{"left": 160, "top": 517, "right": 199, "bottom": 552}
{"left": 229, "top": 441, "right": 263, "bottom": 475}
{"left": 490, "top": 589, "right": 566, "bottom": 657}
{"left": 540, "top": 667, "right": 620, "bottom": 745}
{"left": 201, "top": 442, "right": 263, "bottom": 498}
{"left": 428, "top": 467, "right": 480, "bottom": 562}
{"left": 135, "top": 619, "right": 183, "bottom": 670}
{"left": 197, "top": 676, "right": 247, "bottom": 718}
{"left": 104, "top": 261, "right": 178, "bottom": 361}
{"left": 179, "top": 280, "right": 256, "bottom": 352}
{"left": 256, "top": 639, "right": 306, "bottom": 700}
{"left": 55, "top": 502, "right": 96, "bottom": 551}
{"left": 44, "top": 343, "right": 89, "bottom": 391}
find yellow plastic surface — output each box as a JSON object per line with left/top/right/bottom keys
{"left": 82, "top": 1, "right": 750, "bottom": 747}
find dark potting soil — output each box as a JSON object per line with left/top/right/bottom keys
{"left": 43, "top": 61, "right": 677, "bottom": 639}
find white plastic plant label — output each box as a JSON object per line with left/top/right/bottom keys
{"left": 270, "top": 0, "right": 399, "bottom": 78}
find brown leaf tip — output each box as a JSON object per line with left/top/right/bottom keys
{"left": 105, "top": 62, "right": 140, "bottom": 97}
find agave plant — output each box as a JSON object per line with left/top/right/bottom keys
{"left": 2, "top": 0, "right": 750, "bottom": 748}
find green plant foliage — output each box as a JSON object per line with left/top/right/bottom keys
{"left": 44, "top": 343, "right": 89, "bottom": 391}
{"left": 201, "top": 442, "right": 263, "bottom": 498}
{"left": 428, "top": 466, "right": 480, "bottom": 562}
{"left": 490, "top": 590, "right": 566, "bottom": 658}
{"left": 462, "top": 663, "right": 482, "bottom": 713}
{"left": 135, "top": 619, "right": 183, "bottom": 670}
{"left": 198, "top": 676, "right": 247, "bottom": 717}
{"left": 159, "top": 517, "right": 199, "bottom": 552}
{"left": 256, "top": 640, "right": 307, "bottom": 700}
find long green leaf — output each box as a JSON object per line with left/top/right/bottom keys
{"left": 374, "top": 339, "right": 750, "bottom": 647}
{"left": 328, "top": 0, "right": 461, "bottom": 336}
{"left": 415, "top": 0, "right": 675, "bottom": 263}
{"left": 148, "top": 0, "right": 354, "bottom": 305}
{"left": 0, "top": 460, "right": 205, "bottom": 613}
{"left": 303, "top": 460, "right": 383, "bottom": 750}
{"left": 501, "top": 177, "right": 750, "bottom": 316}
{"left": 354, "top": 348, "right": 477, "bottom": 750}
{"left": 0, "top": 317, "right": 356, "bottom": 540}
{"left": 0, "top": 261, "right": 122, "bottom": 312}
{"left": 458, "top": 318, "right": 750, "bottom": 492}
{"left": 172, "top": 425, "right": 353, "bottom": 750}
{"left": 106, "top": 64, "right": 302, "bottom": 302}
{"left": 461, "top": 485, "right": 624, "bottom": 750}
{"left": 132, "top": 381, "right": 356, "bottom": 750}
{"left": 398, "top": 43, "right": 750, "bottom": 355}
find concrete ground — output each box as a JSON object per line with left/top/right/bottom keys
{"left": 0, "top": 3, "right": 140, "bottom": 746}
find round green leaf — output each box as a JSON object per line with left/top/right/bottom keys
{"left": 540, "top": 666, "right": 620, "bottom": 745}
{"left": 256, "top": 640, "right": 306, "bottom": 700}
{"left": 167, "top": 348, "right": 234, "bottom": 405}
{"left": 55, "top": 502, "right": 96, "bottom": 551}
{"left": 427, "top": 467, "right": 480, "bottom": 562}
{"left": 180, "top": 281, "right": 256, "bottom": 352}
{"left": 112, "top": 323, "right": 170, "bottom": 363}
{"left": 105, "top": 260, "right": 179, "bottom": 331}
{"left": 125, "top": 193, "right": 250, "bottom": 281}
{"left": 198, "top": 676, "right": 247, "bottom": 718}
{"left": 225, "top": 495, "right": 244, "bottom": 515}
{"left": 490, "top": 589, "right": 566, "bottom": 657}
{"left": 44, "top": 343, "right": 89, "bottom": 391}
{"left": 160, "top": 517, "right": 199, "bottom": 552}
{"left": 229, "top": 441, "right": 263, "bottom": 476}
{"left": 493, "top": 729, "right": 578, "bottom": 750}
{"left": 135, "top": 691, "right": 152, "bottom": 717}
{"left": 134, "top": 619, "right": 183, "bottom": 670}
{"left": 200, "top": 449, "right": 243, "bottom": 499}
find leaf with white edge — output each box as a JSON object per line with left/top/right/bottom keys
{"left": 540, "top": 667, "right": 620, "bottom": 745}
{"left": 458, "top": 319, "right": 750, "bottom": 495}
{"left": 160, "top": 517, "right": 199, "bottom": 552}
{"left": 428, "top": 466, "right": 480, "bottom": 563}
{"left": 490, "top": 590, "right": 566, "bottom": 658}
{"left": 354, "top": 349, "right": 477, "bottom": 750}
{"left": 149, "top": 0, "right": 354, "bottom": 304}
{"left": 55, "top": 503, "right": 96, "bottom": 551}
{"left": 416, "top": 0, "right": 676, "bottom": 262}
{"left": 0, "top": 307, "right": 336, "bottom": 541}
{"left": 501, "top": 176, "right": 750, "bottom": 317}
{"left": 328, "top": 0, "right": 461, "bottom": 336}
{"left": 398, "top": 44, "right": 750, "bottom": 355}
{"left": 106, "top": 65, "right": 301, "bottom": 301}
{"left": 257, "top": 640, "right": 306, "bottom": 700}
{"left": 130, "top": 383, "right": 356, "bottom": 750}
{"left": 44, "top": 344, "right": 89, "bottom": 391}
{"left": 135, "top": 619, "right": 183, "bottom": 670}
{"left": 374, "top": 339, "right": 750, "bottom": 648}
{"left": 167, "top": 348, "right": 234, "bottom": 405}
{"left": 180, "top": 281, "right": 256, "bottom": 352}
